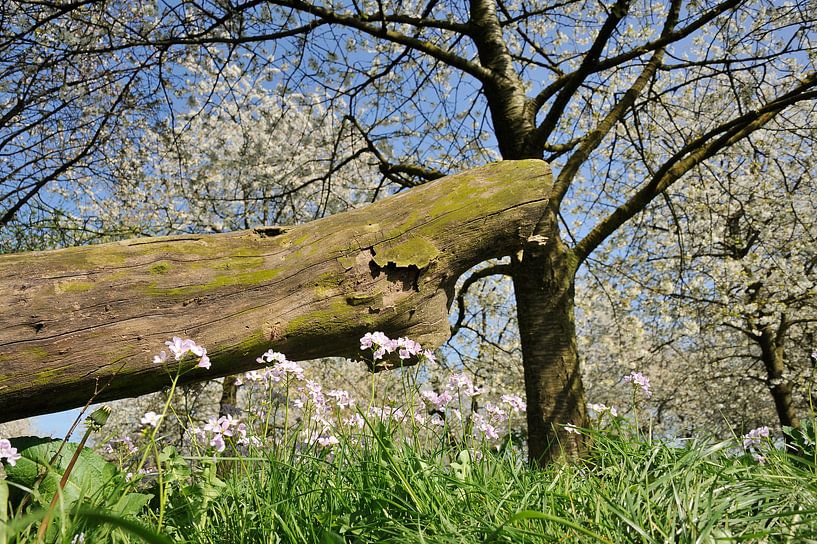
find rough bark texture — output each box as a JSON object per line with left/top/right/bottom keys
{"left": 512, "top": 214, "right": 587, "bottom": 463}
{"left": 758, "top": 325, "right": 800, "bottom": 430}
{"left": 0, "top": 160, "right": 552, "bottom": 422}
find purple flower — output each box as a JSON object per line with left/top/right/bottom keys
{"left": 448, "top": 373, "right": 481, "bottom": 397}
{"left": 0, "top": 439, "right": 21, "bottom": 466}
{"left": 485, "top": 402, "right": 508, "bottom": 423}
{"left": 256, "top": 349, "right": 288, "bottom": 365}
{"left": 198, "top": 415, "right": 246, "bottom": 453}
{"left": 152, "top": 351, "right": 168, "bottom": 364}
{"left": 195, "top": 350, "right": 211, "bottom": 370}
{"left": 183, "top": 340, "right": 208, "bottom": 368}
{"left": 742, "top": 426, "right": 771, "bottom": 449}
{"left": 210, "top": 433, "right": 226, "bottom": 453}
{"left": 317, "top": 435, "right": 339, "bottom": 447}
{"left": 235, "top": 423, "right": 249, "bottom": 445}
{"left": 501, "top": 394, "right": 526, "bottom": 413}
{"left": 623, "top": 371, "right": 652, "bottom": 398}
{"left": 271, "top": 359, "right": 304, "bottom": 382}
{"left": 396, "top": 337, "right": 422, "bottom": 359}
{"left": 140, "top": 411, "right": 162, "bottom": 428}
{"left": 419, "top": 349, "right": 436, "bottom": 365}
{"left": 326, "top": 389, "right": 354, "bottom": 409}
{"left": 368, "top": 405, "right": 403, "bottom": 421}
{"left": 472, "top": 413, "right": 499, "bottom": 440}
{"left": 421, "top": 389, "right": 453, "bottom": 410}
{"left": 359, "top": 332, "right": 375, "bottom": 350}
{"left": 343, "top": 413, "right": 365, "bottom": 429}
{"left": 242, "top": 368, "right": 273, "bottom": 385}
{"left": 165, "top": 337, "right": 193, "bottom": 360}
{"left": 360, "top": 332, "right": 397, "bottom": 360}
{"left": 588, "top": 402, "right": 618, "bottom": 417}
{"left": 162, "top": 337, "right": 210, "bottom": 369}
{"left": 302, "top": 380, "right": 326, "bottom": 407}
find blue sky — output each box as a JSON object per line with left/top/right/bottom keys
{"left": 32, "top": 409, "right": 82, "bottom": 439}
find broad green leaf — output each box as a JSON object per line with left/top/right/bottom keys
{"left": 111, "top": 491, "right": 153, "bottom": 518}
{"left": 5, "top": 437, "right": 117, "bottom": 507}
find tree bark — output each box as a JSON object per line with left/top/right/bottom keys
{"left": 512, "top": 214, "right": 587, "bottom": 463}
{"left": 0, "top": 161, "right": 552, "bottom": 422}
{"left": 758, "top": 325, "right": 800, "bottom": 430}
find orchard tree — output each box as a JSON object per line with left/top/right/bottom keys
{"left": 581, "top": 103, "right": 817, "bottom": 435}
{"left": 2, "top": 0, "right": 816, "bottom": 463}
{"left": 79, "top": 54, "right": 381, "bottom": 235}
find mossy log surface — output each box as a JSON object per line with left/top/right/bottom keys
{"left": 0, "top": 160, "right": 552, "bottom": 421}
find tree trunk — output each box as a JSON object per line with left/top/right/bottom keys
{"left": 758, "top": 325, "right": 800, "bottom": 430}
{"left": 219, "top": 375, "right": 239, "bottom": 416}
{"left": 512, "top": 216, "right": 587, "bottom": 464}
{"left": 0, "top": 160, "right": 552, "bottom": 422}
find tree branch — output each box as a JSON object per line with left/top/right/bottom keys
{"left": 450, "top": 263, "right": 512, "bottom": 335}
{"left": 529, "top": 0, "right": 632, "bottom": 148}
{"left": 574, "top": 72, "right": 817, "bottom": 263}
{"left": 531, "top": 0, "right": 741, "bottom": 115}
{"left": 0, "top": 161, "right": 552, "bottom": 421}
{"left": 547, "top": 0, "right": 682, "bottom": 208}
{"left": 267, "top": 0, "right": 493, "bottom": 82}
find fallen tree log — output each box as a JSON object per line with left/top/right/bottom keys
{"left": 0, "top": 160, "right": 552, "bottom": 421}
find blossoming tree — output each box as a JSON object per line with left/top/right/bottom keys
{"left": 1, "top": 0, "right": 815, "bottom": 463}
{"left": 580, "top": 104, "right": 817, "bottom": 435}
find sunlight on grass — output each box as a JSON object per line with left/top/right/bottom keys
{"left": 2, "top": 335, "right": 816, "bottom": 542}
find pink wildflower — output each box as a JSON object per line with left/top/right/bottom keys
{"left": 140, "top": 411, "right": 162, "bottom": 428}
{"left": 742, "top": 426, "right": 771, "bottom": 449}
{"left": 501, "top": 394, "right": 526, "bottom": 413}
{"left": 0, "top": 439, "right": 21, "bottom": 466}
{"left": 623, "top": 371, "right": 652, "bottom": 398}
{"left": 162, "top": 337, "right": 210, "bottom": 369}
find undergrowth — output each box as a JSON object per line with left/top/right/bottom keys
{"left": 2, "top": 335, "right": 816, "bottom": 543}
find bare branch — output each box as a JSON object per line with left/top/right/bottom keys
{"left": 547, "top": 0, "right": 683, "bottom": 208}
{"left": 574, "top": 72, "right": 817, "bottom": 262}
{"left": 267, "top": 0, "right": 492, "bottom": 82}
{"left": 531, "top": 0, "right": 741, "bottom": 116}
{"left": 450, "top": 263, "right": 512, "bottom": 335}
{"left": 530, "top": 0, "right": 633, "bottom": 147}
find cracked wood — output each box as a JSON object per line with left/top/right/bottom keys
{"left": 0, "top": 160, "right": 552, "bottom": 421}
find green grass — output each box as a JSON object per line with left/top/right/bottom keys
{"left": 4, "top": 418, "right": 817, "bottom": 542}
{"left": 165, "top": 431, "right": 816, "bottom": 543}
{"left": 3, "top": 345, "right": 817, "bottom": 543}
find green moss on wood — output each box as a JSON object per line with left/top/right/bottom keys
{"left": 284, "top": 299, "right": 361, "bottom": 337}
{"left": 293, "top": 233, "right": 310, "bottom": 246}
{"left": 346, "top": 293, "right": 383, "bottom": 307}
{"left": 198, "top": 256, "right": 265, "bottom": 272}
{"left": 230, "top": 247, "right": 267, "bottom": 258}
{"left": 34, "top": 368, "right": 58, "bottom": 385}
{"left": 224, "top": 332, "right": 267, "bottom": 360}
{"left": 372, "top": 237, "right": 439, "bottom": 269}
{"left": 23, "top": 346, "right": 49, "bottom": 361}
{"left": 337, "top": 254, "right": 358, "bottom": 270}
{"left": 149, "top": 262, "right": 172, "bottom": 274}
{"left": 56, "top": 280, "right": 94, "bottom": 293}
{"left": 148, "top": 268, "right": 281, "bottom": 297}
{"left": 313, "top": 273, "right": 342, "bottom": 297}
